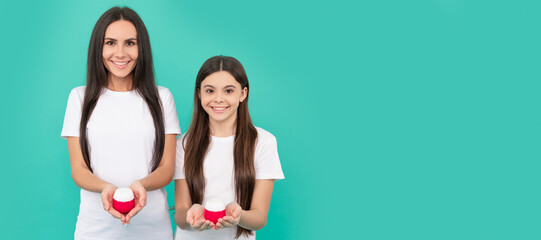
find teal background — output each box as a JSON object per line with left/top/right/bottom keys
{"left": 0, "top": 0, "right": 539, "bottom": 239}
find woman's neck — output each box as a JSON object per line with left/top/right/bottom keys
{"left": 107, "top": 74, "right": 133, "bottom": 91}
{"left": 209, "top": 115, "right": 237, "bottom": 137}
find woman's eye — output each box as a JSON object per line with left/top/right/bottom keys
{"left": 205, "top": 89, "right": 214, "bottom": 93}
{"left": 126, "top": 41, "right": 135, "bottom": 46}
{"left": 106, "top": 41, "right": 115, "bottom": 46}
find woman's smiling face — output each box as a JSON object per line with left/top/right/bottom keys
{"left": 102, "top": 20, "right": 138, "bottom": 80}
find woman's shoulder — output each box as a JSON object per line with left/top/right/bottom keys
{"left": 70, "top": 86, "right": 86, "bottom": 93}
{"left": 156, "top": 86, "right": 175, "bottom": 101}
{"left": 156, "top": 86, "right": 172, "bottom": 95}
{"left": 68, "top": 86, "right": 86, "bottom": 99}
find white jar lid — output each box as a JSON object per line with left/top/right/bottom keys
{"left": 113, "top": 188, "right": 134, "bottom": 202}
{"left": 204, "top": 198, "right": 225, "bottom": 211}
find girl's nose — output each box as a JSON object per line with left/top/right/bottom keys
{"left": 214, "top": 92, "right": 225, "bottom": 102}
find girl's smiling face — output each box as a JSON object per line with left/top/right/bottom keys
{"left": 102, "top": 20, "right": 138, "bottom": 81}
{"left": 199, "top": 71, "right": 247, "bottom": 125}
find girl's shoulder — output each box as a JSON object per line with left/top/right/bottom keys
{"left": 176, "top": 133, "right": 188, "bottom": 149}
{"left": 255, "top": 126, "right": 277, "bottom": 143}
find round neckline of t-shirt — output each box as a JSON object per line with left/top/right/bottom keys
{"left": 105, "top": 88, "right": 136, "bottom": 93}
{"left": 211, "top": 135, "right": 235, "bottom": 142}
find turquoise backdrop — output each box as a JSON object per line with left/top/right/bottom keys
{"left": 0, "top": 0, "right": 539, "bottom": 239}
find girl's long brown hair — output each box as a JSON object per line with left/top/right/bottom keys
{"left": 80, "top": 7, "right": 165, "bottom": 173}
{"left": 183, "top": 56, "right": 257, "bottom": 238}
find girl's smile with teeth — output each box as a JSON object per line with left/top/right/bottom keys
{"left": 211, "top": 106, "right": 229, "bottom": 111}
{"left": 200, "top": 71, "right": 247, "bottom": 124}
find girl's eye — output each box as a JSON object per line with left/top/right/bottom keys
{"left": 126, "top": 41, "right": 135, "bottom": 46}
{"left": 106, "top": 41, "right": 115, "bottom": 46}
{"left": 225, "top": 89, "right": 233, "bottom": 93}
{"left": 205, "top": 89, "right": 214, "bottom": 93}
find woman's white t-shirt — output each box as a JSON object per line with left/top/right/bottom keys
{"left": 173, "top": 127, "right": 284, "bottom": 240}
{"left": 61, "top": 86, "right": 181, "bottom": 240}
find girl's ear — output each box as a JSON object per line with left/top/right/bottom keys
{"left": 240, "top": 87, "right": 248, "bottom": 102}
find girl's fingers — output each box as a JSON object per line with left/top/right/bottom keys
{"left": 225, "top": 215, "right": 240, "bottom": 226}
{"left": 232, "top": 207, "right": 241, "bottom": 218}
{"left": 198, "top": 221, "right": 209, "bottom": 231}
{"left": 217, "top": 219, "right": 228, "bottom": 228}
{"left": 139, "top": 194, "right": 147, "bottom": 207}
{"left": 192, "top": 219, "right": 204, "bottom": 229}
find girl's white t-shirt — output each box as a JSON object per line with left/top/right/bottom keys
{"left": 61, "top": 86, "right": 181, "bottom": 240}
{"left": 173, "top": 127, "right": 284, "bottom": 240}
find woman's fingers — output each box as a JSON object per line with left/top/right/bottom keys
{"left": 125, "top": 203, "right": 144, "bottom": 224}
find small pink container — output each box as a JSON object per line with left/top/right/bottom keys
{"left": 204, "top": 199, "right": 226, "bottom": 224}
{"left": 112, "top": 188, "right": 135, "bottom": 214}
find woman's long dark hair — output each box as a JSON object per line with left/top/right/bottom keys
{"left": 80, "top": 7, "right": 165, "bottom": 173}
{"left": 183, "top": 56, "right": 258, "bottom": 238}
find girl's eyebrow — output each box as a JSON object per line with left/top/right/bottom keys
{"left": 104, "top": 37, "right": 137, "bottom": 41}
{"left": 224, "top": 85, "right": 237, "bottom": 88}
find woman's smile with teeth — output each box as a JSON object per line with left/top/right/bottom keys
{"left": 112, "top": 61, "right": 129, "bottom": 65}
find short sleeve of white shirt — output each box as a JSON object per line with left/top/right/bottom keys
{"left": 158, "top": 86, "right": 181, "bottom": 135}
{"left": 173, "top": 127, "right": 284, "bottom": 180}
{"left": 61, "top": 87, "right": 85, "bottom": 139}
{"left": 174, "top": 135, "right": 187, "bottom": 179}
{"left": 254, "top": 128, "right": 284, "bottom": 180}
{"left": 61, "top": 86, "right": 180, "bottom": 138}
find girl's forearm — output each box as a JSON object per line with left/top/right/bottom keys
{"left": 175, "top": 206, "right": 190, "bottom": 230}
{"left": 238, "top": 208, "right": 268, "bottom": 231}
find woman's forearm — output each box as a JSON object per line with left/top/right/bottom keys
{"left": 68, "top": 137, "right": 112, "bottom": 192}
{"left": 139, "top": 134, "right": 177, "bottom": 190}
{"left": 71, "top": 165, "right": 112, "bottom": 192}
{"left": 138, "top": 166, "right": 173, "bottom": 190}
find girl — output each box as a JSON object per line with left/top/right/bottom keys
{"left": 174, "top": 56, "right": 284, "bottom": 240}
{"left": 61, "top": 7, "right": 180, "bottom": 239}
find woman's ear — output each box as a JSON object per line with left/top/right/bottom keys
{"left": 240, "top": 87, "right": 248, "bottom": 102}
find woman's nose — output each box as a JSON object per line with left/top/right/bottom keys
{"left": 114, "top": 45, "right": 126, "bottom": 58}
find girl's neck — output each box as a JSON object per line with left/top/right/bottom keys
{"left": 107, "top": 74, "right": 134, "bottom": 91}
{"left": 209, "top": 115, "right": 237, "bottom": 137}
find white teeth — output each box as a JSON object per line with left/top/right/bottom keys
{"left": 113, "top": 61, "right": 128, "bottom": 65}
{"left": 213, "top": 107, "right": 227, "bottom": 111}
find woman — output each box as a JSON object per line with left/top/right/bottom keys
{"left": 174, "top": 56, "right": 284, "bottom": 239}
{"left": 61, "top": 7, "right": 179, "bottom": 239}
